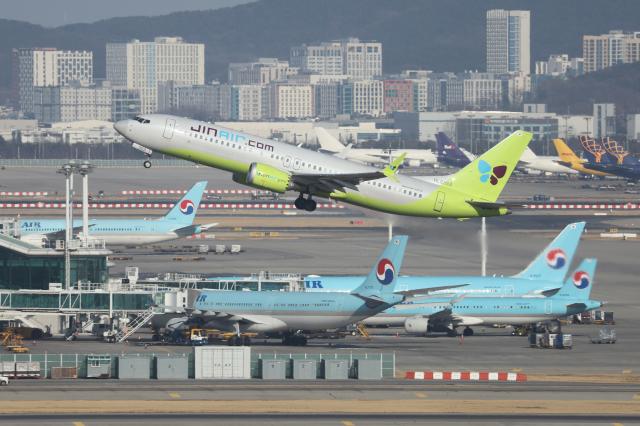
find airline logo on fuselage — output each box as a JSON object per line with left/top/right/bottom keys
{"left": 190, "top": 124, "right": 273, "bottom": 152}
{"left": 22, "top": 221, "right": 42, "bottom": 229}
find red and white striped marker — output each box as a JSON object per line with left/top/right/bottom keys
{"left": 0, "top": 191, "right": 48, "bottom": 197}
{"left": 405, "top": 371, "right": 527, "bottom": 382}
{"left": 121, "top": 189, "right": 255, "bottom": 195}
{"left": 523, "top": 203, "right": 639, "bottom": 210}
{"left": 0, "top": 202, "right": 344, "bottom": 210}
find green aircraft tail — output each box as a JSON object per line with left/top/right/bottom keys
{"left": 445, "top": 131, "right": 532, "bottom": 202}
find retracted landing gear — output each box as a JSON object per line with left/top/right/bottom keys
{"left": 294, "top": 193, "right": 317, "bottom": 212}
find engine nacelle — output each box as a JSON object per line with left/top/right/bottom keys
{"left": 404, "top": 316, "right": 430, "bottom": 335}
{"left": 233, "top": 162, "right": 292, "bottom": 193}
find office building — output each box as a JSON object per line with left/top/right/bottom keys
{"left": 231, "top": 85, "right": 266, "bottom": 121}
{"left": 463, "top": 73, "right": 504, "bottom": 110}
{"left": 13, "top": 48, "right": 93, "bottom": 114}
{"left": 32, "top": 84, "right": 111, "bottom": 123}
{"left": 176, "top": 83, "right": 221, "bottom": 120}
{"left": 383, "top": 80, "right": 414, "bottom": 113}
{"left": 593, "top": 103, "right": 616, "bottom": 138}
{"left": 111, "top": 87, "right": 141, "bottom": 122}
{"left": 270, "top": 84, "right": 313, "bottom": 119}
{"left": 106, "top": 37, "right": 205, "bottom": 114}
{"left": 486, "top": 9, "right": 531, "bottom": 74}
{"left": 229, "top": 58, "right": 297, "bottom": 85}
{"left": 291, "top": 38, "right": 382, "bottom": 79}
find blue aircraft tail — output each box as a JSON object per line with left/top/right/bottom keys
{"left": 601, "top": 137, "right": 640, "bottom": 166}
{"left": 352, "top": 236, "right": 408, "bottom": 297}
{"left": 579, "top": 136, "right": 614, "bottom": 165}
{"left": 555, "top": 258, "right": 597, "bottom": 300}
{"left": 435, "top": 132, "right": 471, "bottom": 167}
{"left": 514, "top": 222, "right": 585, "bottom": 282}
{"left": 163, "top": 181, "right": 207, "bottom": 224}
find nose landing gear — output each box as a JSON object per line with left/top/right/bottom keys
{"left": 143, "top": 160, "right": 152, "bottom": 169}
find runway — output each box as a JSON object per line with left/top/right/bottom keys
{"left": 0, "top": 381, "right": 638, "bottom": 425}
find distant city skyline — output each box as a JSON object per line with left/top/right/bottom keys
{"left": 1, "top": 0, "right": 254, "bottom": 27}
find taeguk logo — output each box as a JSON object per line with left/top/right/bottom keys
{"left": 179, "top": 199, "right": 195, "bottom": 215}
{"left": 478, "top": 160, "right": 507, "bottom": 186}
{"left": 376, "top": 258, "right": 395, "bottom": 285}
{"left": 572, "top": 271, "right": 590, "bottom": 289}
{"left": 546, "top": 248, "right": 566, "bottom": 269}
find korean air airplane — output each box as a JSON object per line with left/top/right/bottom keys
{"left": 372, "top": 258, "right": 601, "bottom": 337}
{"left": 115, "top": 114, "right": 532, "bottom": 218}
{"left": 193, "top": 235, "right": 412, "bottom": 346}
{"left": 304, "top": 222, "right": 586, "bottom": 297}
{"left": 19, "top": 181, "right": 215, "bottom": 246}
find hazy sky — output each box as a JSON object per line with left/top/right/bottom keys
{"left": 2, "top": 0, "right": 255, "bottom": 27}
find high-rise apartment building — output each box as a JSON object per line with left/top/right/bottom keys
{"left": 486, "top": 9, "right": 531, "bottom": 75}
{"left": 13, "top": 48, "right": 93, "bottom": 114}
{"left": 583, "top": 31, "right": 640, "bottom": 73}
{"left": 106, "top": 37, "right": 205, "bottom": 114}
{"left": 231, "top": 85, "right": 266, "bottom": 121}
{"left": 290, "top": 38, "right": 382, "bottom": 79}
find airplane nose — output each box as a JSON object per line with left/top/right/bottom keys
{"left": 114, "top": 120, "right": 129, "bottom": 136}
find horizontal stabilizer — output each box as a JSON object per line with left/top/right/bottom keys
{"left": 466, "top": 200, "right": 515, "bottom": 211}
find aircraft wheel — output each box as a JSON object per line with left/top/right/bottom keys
{"left": 294, "top": 197, "right": 305, "bottom": 210}
{"left": 304, "top": 198, "right": 317, "bottom": 212}
{"left": 143, "top": 160, "right": 152, "bottom": 169}
{"left": 242, "top": 336, "right": 251, "bottom": 346}
{"left": 463, "top": 327, "right": 474, "bottom": 337}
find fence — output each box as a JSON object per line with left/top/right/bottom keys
{"left": 0, "top": 351, "right": 395, "bottom": 379}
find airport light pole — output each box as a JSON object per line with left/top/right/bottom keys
{"left": 57, "top": 162, "right": 76, "bottom": 290}
{"left": 78, "top": 162, "right": 94, "bottom": 246}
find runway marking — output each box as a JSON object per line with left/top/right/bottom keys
{"left": 511, "top": 368, "right": 522, "bottom": 372}
{"left": 623, "top": 370, "right": 633, "bottom": 374}
{"left": 168, "top": 392, "right": 181, "bottom": 399}
{"left": 612, "top": 423, "right": 624, "bottom": 426}
{"left": 341, "top": 421, "right": 355, "bottom": 426}
{"left": 72, "top": 422, "right": 85, "bottom": 426}
{"left": 633, "top": 394, "right": 640, "bottom": 400}
{"left": 415, "top": 392, "right": 428, "bottom": 398}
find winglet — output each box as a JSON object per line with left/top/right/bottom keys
{"left": 383, "top": 153, "right": 406, "bottom": 177}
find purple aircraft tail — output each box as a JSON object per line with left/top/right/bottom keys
{"left": 435, "top": 132, "right": 471, "bottom": 168}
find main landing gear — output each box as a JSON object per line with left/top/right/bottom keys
{"left": 462, "top": 327, "right": 474, "bottom": 337}
{"left": 294, "top": 193, "right": 317, "bottom": 212}
{"left": 282, "top": 333, "right": 308, "bottom": 346}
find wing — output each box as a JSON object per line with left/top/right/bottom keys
{"left": 292, "top": 171, "right": 386, "bottom": 193}
{"left": 395, "top": 284, "right": 469, "bottom": 297}
{"left": 42, "top": 224, "right": 94, "bottom": 240}
{"left": 291, "top": 153, "right": 406, "bottom": 193}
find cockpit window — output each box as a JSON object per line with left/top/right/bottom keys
{"left": 134, "top": 116, "right": 151, "bottom": 124}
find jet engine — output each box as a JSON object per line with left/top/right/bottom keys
{"left": 233, "top": 162, "right": 292, "bottom": 193}
{"left": 404, "top": 316, "right": 430, "bottom": 335}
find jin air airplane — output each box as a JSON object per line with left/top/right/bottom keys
{"left": 19, "top": 181, "right": 216, "bottom": 246}
{"left": 114, "top": 114, "right": 532, "bottom": 218}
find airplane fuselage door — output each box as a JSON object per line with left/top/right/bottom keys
{"left": 163, "top": 118, "right": 176, "bottom": 139}
{"left": 544, "top": 300, "right": 552, "bottom": 314}
{"left": 434, "top": 191, "right": 445, "bottom": 212}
